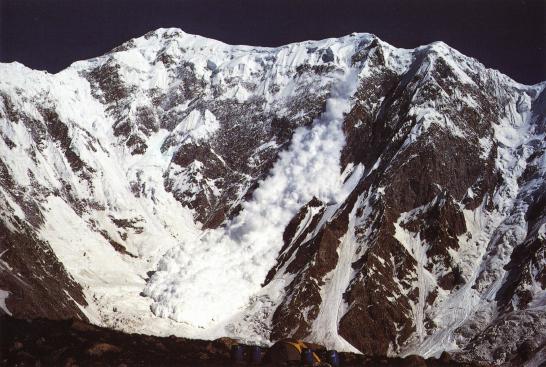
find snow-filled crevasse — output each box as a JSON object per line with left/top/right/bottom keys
{"left": 143, "top": 68, "right": 361, "bottom": 330}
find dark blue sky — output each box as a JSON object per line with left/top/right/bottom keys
{"left": 1, "top": 0, "right": 544, "bottom": 84}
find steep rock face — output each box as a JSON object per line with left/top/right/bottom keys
{"left": 0, "top": 29, "right": 544, "bottom": 366}
{"left": 80, "top": 30, "right": 341, "bottom": 229}
{"left": 0, "top": 221, "right": 88, "bottom": 320}
{"left": 228, "top": 41, "right": 546, "bottom": 364}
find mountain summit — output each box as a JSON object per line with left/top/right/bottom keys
{"left": 1, "top": 28, "right": 545, "bottom": 365}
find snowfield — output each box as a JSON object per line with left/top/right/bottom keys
{"left": 0, "top": 28, "right": 544, "bottom": 365}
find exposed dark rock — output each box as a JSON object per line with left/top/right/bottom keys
{"left": 87, "top": 61, "right": 131, "bottom": 104}
{"left": 0, "top": 29, "right": 544, "bottom": 366}
{"left": 0, "top": 220, "right": 87, "bottom": 321}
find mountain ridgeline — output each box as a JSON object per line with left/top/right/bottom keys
{"left": 0, "top": 29, "right": 545, "bottom": 365}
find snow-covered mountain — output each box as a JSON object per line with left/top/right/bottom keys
{"left": 0, "top": 28, "right": 544, "bottom": 365}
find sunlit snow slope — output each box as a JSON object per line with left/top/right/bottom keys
{"left": 0, "top": 28, "right": 545, "bottom": 365}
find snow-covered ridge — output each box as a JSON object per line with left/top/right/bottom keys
{"left": 0, "top": 27, "right": 385, "bottom": 333}
{"left": 1, "top": 28, "right": 545, "bottom": 365}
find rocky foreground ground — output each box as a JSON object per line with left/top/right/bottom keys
{"left": 0, "top": 315, "right": 489, "bottom": 367}
{"left": 1, "top": 28, "right": 545, "bottom": 365}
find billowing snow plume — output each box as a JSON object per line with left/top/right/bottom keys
{"left": 143, "top": 69, "right": 360, "bottom": 329}
{"left": 2, "top": 27, "right": 545, "bottom": 365}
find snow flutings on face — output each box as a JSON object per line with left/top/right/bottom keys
{"left": 144, "top": 69, "right": 360, "bottom": 328}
